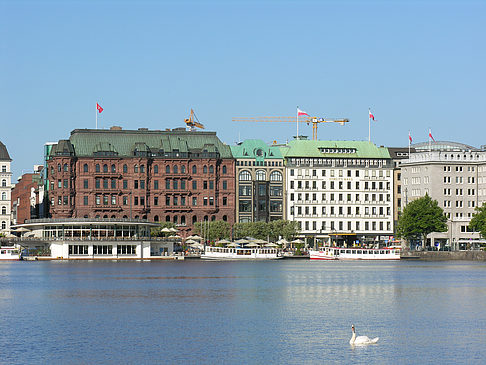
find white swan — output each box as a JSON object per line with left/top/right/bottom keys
{"left": 349, "top": 325, "right": 379, "bottom": 345}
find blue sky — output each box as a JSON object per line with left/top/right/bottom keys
{"left": 1, "top": 0, "right": 485, "bottom": 180}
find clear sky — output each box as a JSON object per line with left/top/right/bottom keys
{"left": 1, "top": 0, "right": 485, "bottom": 180}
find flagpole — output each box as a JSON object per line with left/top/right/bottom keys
{"left": 368, "top": 108, "right": 371, "bottom": 142}
{"left": 96, "top": 102, "right": 98, "bottom": 129}
{"left": 408, "top": 131, "right": 411, "bottom": 158}
{"left": 296, "top": 106, "right": 299, "bottom": 140}
{"left": 428, "top": 128, "right": 431, "bottom": 151}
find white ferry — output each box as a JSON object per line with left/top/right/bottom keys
{"left": 201, "top": 246, "right": 283, "bottom": 260}
{"left": 309, "top": 246, "right": 401, "bottom": 260}
{"left": 0, "top": 247, "right": 21, "bottom": 261}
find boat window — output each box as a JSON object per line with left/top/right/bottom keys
{"left": 346, "top": 250, "right": 351, "bottom": 254}
{"left": 352, "top": 250, "right": 356, "bottom": 254}
{"left": 380, "top": 250, "right": 385, "bottom": 254}
{"left": 363, "top": 250, "right": 368, "bottom": 254}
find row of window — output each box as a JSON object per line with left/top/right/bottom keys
{"left": 239, "top": 170, "right": 283, "bottom": 181}
{"left": 236, "top": 161, "right": 283, "bottom": 167}
{"left": 291, "top": 205, "right": 391, "bottom": 216}
{"left": 239, "top": 185, "right": 282, "bottom": 197}
{"left": 63, "top": 195, "right": 231, "bottom": 207}
{"left": 1, "top": 165, "right": 7, "bottom": 172}
{"left": 290, "top": 192, "right": 391, "bottom": 203}
{"left": 68, "top": 245, "right": 137, "bottom": 255}
{"left": 290, "top": 180, "right": 390, "bottom": 191}
{"left": 239, "top": 200, "right": 283, "bottom": 213}
{"left": 290, "top": 168, "right": 391, "bottom": 178}
{"left": 443, "top": 200, "right": 477, "bottom": 208}
{"left": 298, "top": 220, "right": 392, "bottom": 232}
{"left": 57, "top": 163, "right": 229, "bottom": 175}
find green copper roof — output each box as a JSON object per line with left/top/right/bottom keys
{"left": 280, "top": 140, "right": 391, "bottom": 159}
{"left": 51, "top": 128, "right": 233, "bottom": 158}
{"left": 230, "top": 139, "right": 283, "bottom": 159}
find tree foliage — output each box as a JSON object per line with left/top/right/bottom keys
{"left": 396, "top": 194, "right": 447, "bottom": 243}
{"left": 151, "top": 221, "right": 177, "bottom": 237}
{"left": 469, "top": 203, "right": 486, "bottom": 239}
{"left": 233, "top": 220, "right": 299, "bottom": 241}
{"left": 193, "top": 220, "right": 231, "bottom": 241}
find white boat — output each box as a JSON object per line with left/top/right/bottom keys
{"left": 0, "top": 247, "right": 21, "bottom": 261}
{"left": 309, "top": 246, "right": 401, "bottom": 260}
{"left": 201, "top": 246, "right": 283, "bottom": 260}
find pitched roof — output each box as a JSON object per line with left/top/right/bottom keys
{"left": 279, "top": 140, "right": 391, "bottom": 159}
{"left": 0, "top": 141, "right": 11, "bottom": 161}
{"left": 51, "top": 128, "right": 233, "bottom": 158}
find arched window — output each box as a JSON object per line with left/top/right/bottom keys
{"left": 111, "top": 164, "right": 116, "bottom": 173}
{"left": 270, "top": 171, "right": 283, "bottom": 182}
{"left": 1, "top": 206, "right": 6, "bottom": 214}
{"left": 222, "top": 215, "right": 227, "bottom": 221}
{"left": 192, "top": 215, "right": 197, "bottom": 224}
{"left": 57, "top": 164, "right": 61, "bottom": 172}
{"left": 211, "top": 215, "right": 216, "bottom": 221}
{"left": 123, "top": 215, "right": 128, "bottom": 219}
{"left": 95, "top": 215, "right": 100, "bottom": 218}
{"left": 239, "top": 170, "right": 251, "bottom": 181}
{"left": 174, "top": 165, "right": 178, "bottom": 174}
{"left": 180, "top": 215, "right": 186, "bottom": 225}
{"left": 173, "top": 215, "right": 178, "bottom": 224}
{"left": 103, "top": 215, "right": 108, "bottom": 218}
{"left": 83, "top": 215, "right": 89, "bottom": 218}
{"left": 222, "top": 165, "right": 227, "bottom": 174}
{"left": 83, "top": 164, "right": 88, "bottom": 173}
{"left": 95, "top": 164, "right": 100, "bottom": 173}
{"left": 166, "top": 215, "right": 171, "bottom": 222}
{"left": 123, "top": 164, "right": 128, "bottom": 173}
{"left": 203, "top": 165, "right": 208, "bottom": 174}
{"left": 181, "top": 165, "right": 186, "bottom": 173}
{"left": 111, "top": 215, "right": 116, "bottom": 218}
{"left": 140, "top": 165, "right": 145, "bottom": 173}
{"left": 143, "top": 215, "right": 147, "bottom": 220}
{"left": 1, "top": 192, "right": 6, "bottom": 200}
{"left": 1, "top": 221, "right": 5, "bottom": 230}
{"left": 154, "top": 165, "right": 159, "bottom": 174}
{"left": 1, "top": 179, "right": 6, "bottom": 187}
{"left": 63, "top": 163, "right": 68, "bottom": 172}
{"left": 209, "top": 165, "right": 214, "bottom": 174}
{"left": 192, "top": 166, "right": 197, "bottom": 174}
{"left": 51, "top": 167, "right": 54, "bottom": 175}
{"left": 256, "top": 170, "right": 266, "bottom": 181}
{"left": 154, "top": 215, "right": 159, "bottom": 222}
{"left": 166, "top": 165, "right": 170, "bottom": 173}
{"left": 103, "top": 164, "right": 108, "bottom": 173}
{"left": 134, "top": 165, "right": 139, "bottom": 173}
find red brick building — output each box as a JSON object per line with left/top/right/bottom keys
{"left": 47, "top": 127, "right": 236, "bottom": 235}
{"left": 11, "top": 167, "right": 46, "bottom": 224}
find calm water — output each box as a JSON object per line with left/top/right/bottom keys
{"left": 1, "top": 259, "right": 486, "bottom": 364}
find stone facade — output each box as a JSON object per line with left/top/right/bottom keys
{"left": 11, "top": 166, "right": 46, "bottom": 224}
{"left": 46, "top": 127, "right": 236, "bottom": 235}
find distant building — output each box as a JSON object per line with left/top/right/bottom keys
{"left": 11, "top": 165, "right": 46, "bottom": 224}
{"left": 0, "top": 141, "right": 12, "bottom": 234}
{"left": 231, "top": 140, "right": 285, "bottom": 223}
{"left": 401, "top": 141, "right": 486, "bottom": 249}
{"left": 387, "top": 147, "right": 415, "bottom": 228}
{"left": 281, "top": 139, "right": 394, "bottom": 246}
{"left": 46, "top": 127, "right": 236, "bottom": 235}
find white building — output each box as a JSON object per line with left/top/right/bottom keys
{"left": 280, "top": 140, "right": 394, "bottom": 247}
{"left": 401, "top": 141, "right": 486, "bottom": 250}
{"left": 0, "top": 141, "right": 12, "bottom": 234}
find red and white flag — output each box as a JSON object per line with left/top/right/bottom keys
{"left": 409, "top": 132, "right": 413, "bottom": 143}
{"left": 429, "top": 131, "right": 435, "bottom": 142}
{"left": 96, "top": 103, "right": 103, "bottom": 113}
{"left": 369, "top": 109, "right": 375, "bottom": 121}
{"left": 297, "top": 108, "right": 309, "bottom": 117}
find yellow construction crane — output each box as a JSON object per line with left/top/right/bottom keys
{"left": 185, "top": 109, "right": 205, "bottom": 131}
{"left": 232, "top": 115, "right": 349, "bottom": 140}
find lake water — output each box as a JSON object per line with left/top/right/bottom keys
{"left": 1, "top": 259, "right": 486, "bottom": 364}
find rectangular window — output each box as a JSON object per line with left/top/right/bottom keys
{"left": 63, "top": 196, "right": 68, "bottom": 205}
{"left": 111, "top": 195, "right": 116, "bottom": 205}
{"left": 192, "top": 181, "right": 197, "bottom": 190}
{"left": 96, "top": 195, "right": 100, "bottom": 205}
{"left": 58, "top": 180, "right": 62, "bottom": 188}
{"left": 173, "top": 180, "right": 178, "bottom": 190}
{"left": 166, "top": 196, "right": 170, "bottom": 206}
{"left": 209, "top": 180, "right": 214, "bottom": 189}
{"left": 63, "top": 179, "right": 68, "bottom": 188}
{"left": 166, "top": 179, "right": 171, "bottom": 189}
{"left": 192, "top": 197, "right": 197, "bottom": 206}
{"left": 181, "top": 196, "right": 186, "bottom": 206}
{"left": 111, "top": 179, "right": 116, "bottom": 189}
{"left": 134, "top": 197, "right": 139, "bottom": 205}
{"left": 83, "top": 196, "right": 88, "bottom": 205}
{"left": 223, "top": 180, "right": 227, "bottom": 190}
{"left": 223, "top": 197, "right": 227, "bottom": 206}
{"left": 123, "top": 196, "right": 128, "bottom": 205}
{"left": 181, "top": 180, "right": 186, "bottom": 189}
{"left": 83, "top": 179, "right": 88, "bottom": 189}
{"left": 103, "top": 179, "right": 108, "bottom": 189}
{"left": 209, "top": 197, "right": 214, "bottom": 206}
{"left": 203, "top": 197, "right": 208, "bottom": 206}
{"left": 140, "top": 180, "right": 145, "bottom": 189}
{"left": 154, "top": 180, "right": 159, "bottom": 190}
{"left": 123, "top": 180, "right": 128, "bottom": 189}
{"left": 134, "top": 180, "right": 139, "bottom": 189}
{"left": 154, "top": 196, "right": 159, "bottom": 206}
{"left": 203, "top": 181, "right": 208, "bottom": 189}
{"left": 140, "top": 197, "right": 145, "bottom": 206}
{"left": 103, "top": 195, "right": 108, "bottom": 205}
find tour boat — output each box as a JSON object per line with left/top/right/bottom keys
{"left": 201, "top": 246, "right": 283, "bottom": 260}
{"left": 0, "top": 247, "right": 21, "bottom": 261}
{"left": 309, "top": 246, "right": 401, "bottom": 260}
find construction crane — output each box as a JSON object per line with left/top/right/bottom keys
{"left": 232, "top": 115, "right": 349, "bottom": 140}
{"left": 185, "top": 109, "right": 205, "bottom": 131}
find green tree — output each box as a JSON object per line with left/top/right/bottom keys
{"left": 193, "top": 220, "right": 231, "bottom": 241}
{"left": 469, "top": 203, "right": 486, "bottom": 241}
{"left": 396, "top": 194, "right": 447, "bottom": 248}
{"left": 233, "top": 220, "right": 299, "bottom": 241}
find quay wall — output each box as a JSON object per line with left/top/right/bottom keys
{"left": 401, "top": 250, "right": 486, "bottom": 261}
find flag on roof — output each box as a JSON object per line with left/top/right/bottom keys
{"left": 96, "top": 103, "right": 103, "bottom": 113}
{"left": 297, "top": 108, "right": 309, "bottom": 117}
